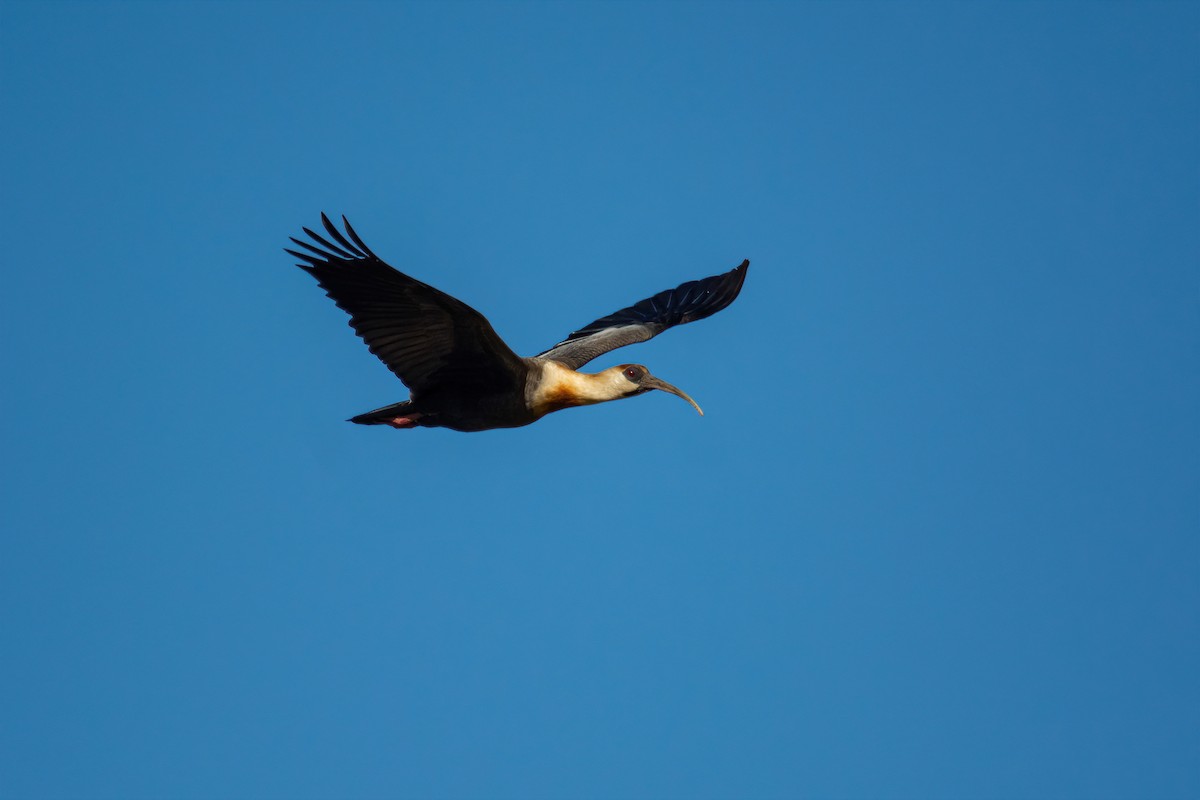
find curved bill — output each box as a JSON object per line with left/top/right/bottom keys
{"left": 643, "top": 375, "right": 704, "bottom": 416}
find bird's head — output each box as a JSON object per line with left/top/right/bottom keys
{"left": 606, "top": 364, "right": 704, "bottom": 416}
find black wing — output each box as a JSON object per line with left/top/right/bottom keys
{"left": 288, "top": 214, "right": 526, "bottom": 396}
{"left": 537, "top": 260, "right": 749, "bottom": 370}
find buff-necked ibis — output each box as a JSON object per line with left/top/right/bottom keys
{"left": 288, "top": 214, "right": 748, "bottom": 432}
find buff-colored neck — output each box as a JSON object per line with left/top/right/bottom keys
{"left": 532, "top": 360, "right": 628, "bottom": 415}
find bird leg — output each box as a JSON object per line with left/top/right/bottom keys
{"left": 385, "top": 412, "right": 424, "bottom": 429}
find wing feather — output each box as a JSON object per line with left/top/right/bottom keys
{"left": 342, "top": 216, "right": 381, "bottom": 259}
{"left": 301, "top": 227, "right": 358, "bottom": 260}
{"left": 537, "top": 259, "right": 749, "bottom": 370}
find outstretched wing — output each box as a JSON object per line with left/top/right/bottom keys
{"left": 537, "top": 260, "right": 749, "bottom": 370}
{"left": 288, "top": 214, "right": 526, "bottom": 395}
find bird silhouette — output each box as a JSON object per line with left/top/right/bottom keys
{"left": 288, "top": 214, "right": 748, "bottom": 432}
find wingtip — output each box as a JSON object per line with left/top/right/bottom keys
{"left": 341, "top": 215, "right": 378, "bottom": 259}
{"left": 283, "top": 247, "right": 318, "bottom": 271}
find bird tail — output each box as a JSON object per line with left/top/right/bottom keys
{"left": 348, "top": 400, "right": 418, "bottom": 426}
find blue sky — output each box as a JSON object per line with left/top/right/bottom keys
{"left": 1, "top": 1, "right": 1196, "bottom": 798}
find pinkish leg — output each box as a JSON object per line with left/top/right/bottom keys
{"left": 385, "top": 413, "right": 424, "bottom": 429}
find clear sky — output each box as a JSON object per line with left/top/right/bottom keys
{"left": 1, "top": 1, "right": 1196, "bottom": 798}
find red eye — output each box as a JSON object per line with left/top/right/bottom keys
{"left": 624, "top": 367, "right": 639, "bottom": 380}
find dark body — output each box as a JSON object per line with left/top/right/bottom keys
{"left": 351, "top": 362, "right": 540, "bottom": 432}
{"left": 288, "top": 214, "right": 748, "bottom": 432}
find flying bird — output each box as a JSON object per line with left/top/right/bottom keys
{"left": 288, "top": 214, "right": 749, "bottom": 432}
